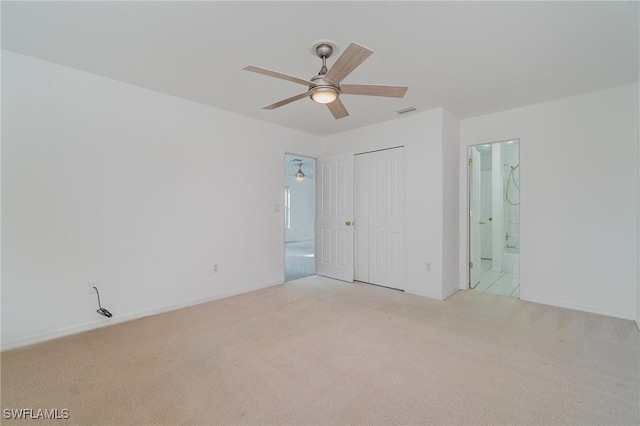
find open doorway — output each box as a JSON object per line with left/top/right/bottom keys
{"left": 284, "top": 154, "right": 315, "bottom": 282}
{"left": 469, "top": 139, "right": 520, "bottom": 298}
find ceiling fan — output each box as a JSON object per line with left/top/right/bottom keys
{"left": 286, "top": 159, "right": 314, "bottom": 180}
{"left": 243, "top": 42, "right": 408, "bottom": 120}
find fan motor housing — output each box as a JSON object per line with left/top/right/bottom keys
{"left": 308, "top": 75, "right": 340, "bottom": 102}
{"left": 309, "top": 75, "right": 339, "bottom": 89}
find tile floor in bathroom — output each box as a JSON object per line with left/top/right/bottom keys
{"left": 472, "top": 259, "right": 520, "bottom": 298}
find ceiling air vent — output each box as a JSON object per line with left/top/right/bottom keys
{"left": 396, "top": 106, "right": 416, "bottom": 115}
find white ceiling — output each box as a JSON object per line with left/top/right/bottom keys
{"left": 2, "top": 1, "right": 638, "bottom": 136}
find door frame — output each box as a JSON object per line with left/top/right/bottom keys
{"left": 468, "top": 146, "right": 482, "bottom": 289}
{"left": 460, "top": 138, "right": 526, "bottom": 299}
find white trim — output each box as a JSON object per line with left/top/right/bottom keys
{"left": 518, "top": 139, "right": 527, "bottom": 301}
{"left": 522, "top": 295, "right": 636, "bottom": 321}
{"left": 1, "top": 280, "right": 282, "bottom": 352}
{"left": 442, "top": 286, "right": 460, "bottom": 300}
{"left": 405, "top": 289, "right": 446, "bottom": 301}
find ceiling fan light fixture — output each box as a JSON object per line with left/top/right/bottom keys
{"left": 309, "top": 86, "right": 339, "bottom": 104}
{"left": 244, "top": 41, "right": 407, "bottom": 119}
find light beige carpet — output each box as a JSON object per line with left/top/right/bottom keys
{"left": 1, "top": 275, "right": 639, "bottom": 425}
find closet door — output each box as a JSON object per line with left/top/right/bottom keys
{"left": 368, "top": 148, "right": 405, "bottom": 289}
{"left": 354, "top": 155, "right": 370, "bottom": 282}
{"left": 315, "top": 153, "right": 355, "bottom": 282}
{"left": 354, "top": 147, "right": 405, "bottom": 290}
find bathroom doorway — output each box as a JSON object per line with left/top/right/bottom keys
{"left": 468, "top": 139, "right": 520, "bottom": 298}
{"left": 284, "top": 154, "right": 315, "bottom": 282}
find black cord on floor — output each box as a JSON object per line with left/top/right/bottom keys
{"left": 93, "top": 286, "right": 113, "bottom": 318}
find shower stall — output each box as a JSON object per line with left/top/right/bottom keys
{"left": 501, "top": 141, "right": 520, "bottom": 274}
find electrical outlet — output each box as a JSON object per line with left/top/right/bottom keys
{"left": 88, "top": 282, "right": 98, "bottom": 295}
{"left": 213, "top": 264, "right": 219, "bottom": 273}
{"left": 426, "top": 263, "right": 431, "bottom": 272}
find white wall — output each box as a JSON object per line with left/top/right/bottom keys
{"left": 4, "top": 50, "right": 637, "bottom": 350}
{"left": 460, "top": 84, "right": 639, "bottom": 320}
{"left": 1, "top": 51, "right": 320, "bottom": 349}
{"left": 320, "top": 108, "right": 458, "bottom": 299}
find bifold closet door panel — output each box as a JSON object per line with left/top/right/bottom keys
{"left": 354, "top": 155, "right": 370, "bottom": 283}
{"left": 355, "top": 147, "right": 405, "bottom": 290}
{"left": 316, "top": 153, "right": 355, "bottom": 283}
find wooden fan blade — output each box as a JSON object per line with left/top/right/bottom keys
{"left": 263, "top": 92, "right": 309, "bottom": 110}
{"left": 327, "top": 98, "right": 349, "bottom": 119}
{"left": 341, "top": 84, "right": 408, "bottom": 98}
{"left": 324, "top": 43, "right": 373, "bottom": 84}
{"left": 243, "top": 65, "right": 312, "bottom": 87}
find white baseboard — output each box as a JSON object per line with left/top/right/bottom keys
{"left": 522, "top": 295, "right": 635, "bottom": 321}
{"left": 405, "top": 289, "right": 443, "bottom": 300}
{"left": 408, "top": 286, "right": 460, "bottom": 301}
{"left": 442, "top": 286, "right": 460, "bottom": 300}
{"left": 456, "top": 281, "right": 636, "bottom": 323}
{"left": 1, "top": 280, "right": 283, "bottom": 352}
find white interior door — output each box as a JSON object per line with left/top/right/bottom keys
{"left": 469, "top": 147, "right": 482, "bottom": 288}
{"left": 354, "top": 148, "right": 405, "bottom": 290}
{"left": 367, "top": 148, "right": 405, "bottom": 289}
{"left": 354, "top": 155, "right": 370, "bottom": 282}
{"left": 315, "top": 153, "right": 354, "bottom": 282}
{"left": 480, "top": 170, "right": 493, "bottom": 259}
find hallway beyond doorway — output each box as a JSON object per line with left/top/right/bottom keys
{"left": 284, "top": 153, "right": 315, "bottom": 283}
{"left": 285, "top": 240, "right": 314, "bottom": 282}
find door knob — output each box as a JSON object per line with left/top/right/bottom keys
{"left": 479, "top": 221, "right": 486, "bottom": 225}
{"left": 346, "top": 221, "right": 352, "bottom": 226}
